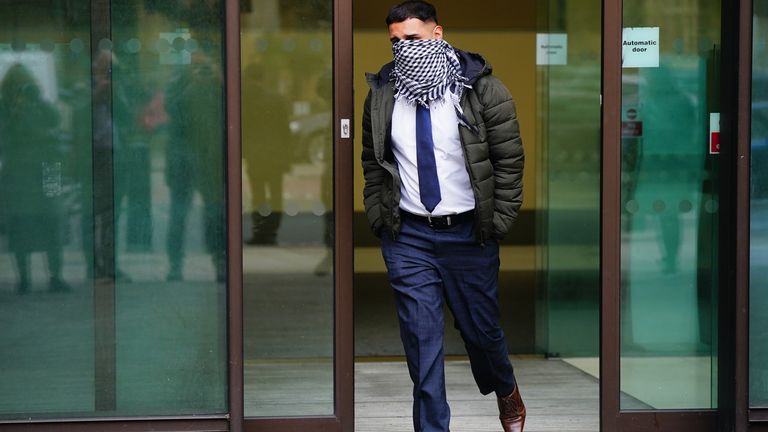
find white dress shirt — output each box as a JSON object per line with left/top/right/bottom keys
{"left": 391, "top": 91, "right": 475, "bottom": 216}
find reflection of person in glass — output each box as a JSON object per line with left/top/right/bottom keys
{"left": 0, "top": 64, "right": 70, "bottom": 294}
{"left": 241, "top": 63, "right": 292, "bottom": 245}
{"left": 361, "top": 2, "right": 526, "bottom": 431}
{"left": 164, "top": 52, "right": 226, "bottom": 282}
{"left": 643, "top": 65, "right": 697, "bottom": 275}
{"left": 314, "top": 68, "right": 333, "bottom": 276}
{"left": 90, "top": 49, "right": 135, "bottom": 283}
{"left": 116, "top": 61, "right": 161, "bottom": 252}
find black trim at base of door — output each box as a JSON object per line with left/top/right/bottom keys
{"left": 618, "top": 411, "right": 719, "bottom": 432}
{"left": 244, "top": 417, "right": 344, "bottom": 432}
{"left": 751, "top": 409, "right": 768, "bottom": 422}
{"left": 0, "top": 419, "right": 229, "bottom": 432}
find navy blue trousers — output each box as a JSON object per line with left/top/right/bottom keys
{"left": 381, "top": 215, "right": 517, "bottom": 432}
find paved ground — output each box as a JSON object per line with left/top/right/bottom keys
{"left": 355, "top": 357, "right": 600, "bottom": 432}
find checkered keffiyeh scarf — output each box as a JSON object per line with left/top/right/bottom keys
{"left": 391, "top": 39, "right": 470, "bottom": 118}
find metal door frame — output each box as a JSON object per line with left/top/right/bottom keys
{"left": 226, "top": 0, "right": 354, "bottom": 430}
{"left": 728, "top": 0, "right": 768, "bottom": 430}
{"left": 600, "top": 0, "right": 756, "bottom": 430}
{"left": 0, "top": 0, "right": 354, "bottom": 430}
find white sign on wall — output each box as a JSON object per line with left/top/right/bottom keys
{"left": 536, "top": 33, "right": 568, "bottom": 66}
{"left": 622, "top": 27, "right": 659, "bottom": 68}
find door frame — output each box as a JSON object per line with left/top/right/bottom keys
{"left": 225, "top": 0, "right": 355, "bottom": 431}
{"left": 729, "top": 0, "right": 768, "bottom": 430}
{"left": 600, "top": 0, "right": 756, "bottom": 430}
{"left": 4, "top": 0, "right": 761, "bottom": 429}
{"left": 0, "top": 0, "right": 353, "bottom": 430}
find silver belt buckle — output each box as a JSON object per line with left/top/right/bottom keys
{"left": 426, "top": 214, "right": 453, "bottom": 228}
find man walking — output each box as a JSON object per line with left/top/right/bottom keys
{"left": 361, "top": 1, "right": 526, "bottom": 431}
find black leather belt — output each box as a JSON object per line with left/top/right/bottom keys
{"left": 401, "top": 210, "right": 475, "bottom": 229}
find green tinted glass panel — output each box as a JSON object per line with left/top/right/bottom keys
{"left": 750, "top": 0, "right": 768, "bottom": 408}
{"left": 538, "top": 0, "right": 602, "bottom": 359}
{"left": 620, "top": 0, "right": 720, "bottom": 409}
{"left": 0, "top": 2, "right": 94, "bottom": 417}
{"left": 0, "top": 1, "right": 227, "bottom": 418}
{"left": 240, "top": 0, "right": 335, "bottom": 417}
{"left": 111, "top": 0, "right": 227, "bottom": 415}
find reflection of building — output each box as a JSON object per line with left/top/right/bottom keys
{"left": 0, "top": 0, "right": 765, "bottom": 431}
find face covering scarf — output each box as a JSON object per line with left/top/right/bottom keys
{"left": 391, "top": 39, "right": 476, "bottom": 131}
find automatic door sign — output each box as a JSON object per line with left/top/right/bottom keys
{"left": 621, "top": 106, "right": 643, "bottom": 137}
{"left": 622, "top": 27, "right": 660, "bottom": 68}
{"left": 709, "top": 113, "right": 720, "bottom": 154}
{"left": 536, "top": 33, "right": 568, "bottom": 65}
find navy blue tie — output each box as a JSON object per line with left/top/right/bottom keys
{"left": 416, "top": 103, "right": 441, "bottom": 213}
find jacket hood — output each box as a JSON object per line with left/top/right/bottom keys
{"left": 365, "top": 48, "right": 492, "bottom": 90}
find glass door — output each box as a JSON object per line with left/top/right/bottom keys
{"left": 619, "top": 0, "right": 721, "bottom": 411}
{"left": 0, "top": 0, "right": 353, "bottom": 430}
{"left": 0, "top": 0, "right": 229, "bottom": 422}
{"left": 234, "top": 0, "right": 353, "bottom": 430}
{"left": 751, "top": 0, "right": 768, "bottom": 418}
{"left": 602, "top": 0, "right": 722, "bottom": 430}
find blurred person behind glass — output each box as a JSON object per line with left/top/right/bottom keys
{"left": 89, "top": 49, "right": 136, "bottom": 282}
{"left": 313, "top": 68, "right": 333, "bottom": 276}
{"left": 241, "top": 63, "right": 292, "bottom": 245}
{"left": 0, "top": 63, "right": 70, "bottom": 294}
{"left": 164, "top": 51, "right": 226, "bottom": 282}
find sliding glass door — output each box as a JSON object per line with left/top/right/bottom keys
{"left": 0, "top": 0, "right": 228, "bottom": 419}
{"left": 0, "top": 1, "right": 353, "bottom": 430}
{"left": 602, "top": 0, "right": 725, "bottom": 430}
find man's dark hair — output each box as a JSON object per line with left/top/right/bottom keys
{"left": 386, "top": 1, "right": 438, "bottom": 26}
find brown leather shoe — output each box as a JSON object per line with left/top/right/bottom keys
{"left": 497, "top": 384, "right": 526, "bottom": 432}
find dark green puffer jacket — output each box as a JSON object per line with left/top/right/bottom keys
{"left": 361, "top": 49, "right": 524, "bottom": 243}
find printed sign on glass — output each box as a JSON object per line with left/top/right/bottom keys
{"left": 622, "top": 27, "right": 660, "bottom": 68}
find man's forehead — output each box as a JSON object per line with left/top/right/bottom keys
{"left": 389, "top": 17, "right": 432, "bottom": 31}
{"left": 388, "top": 18, "right": 434, "bottom": 38}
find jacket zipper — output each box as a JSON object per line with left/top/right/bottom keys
{"left": 458, "top": 95, "right": 485, "bottom": 246}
